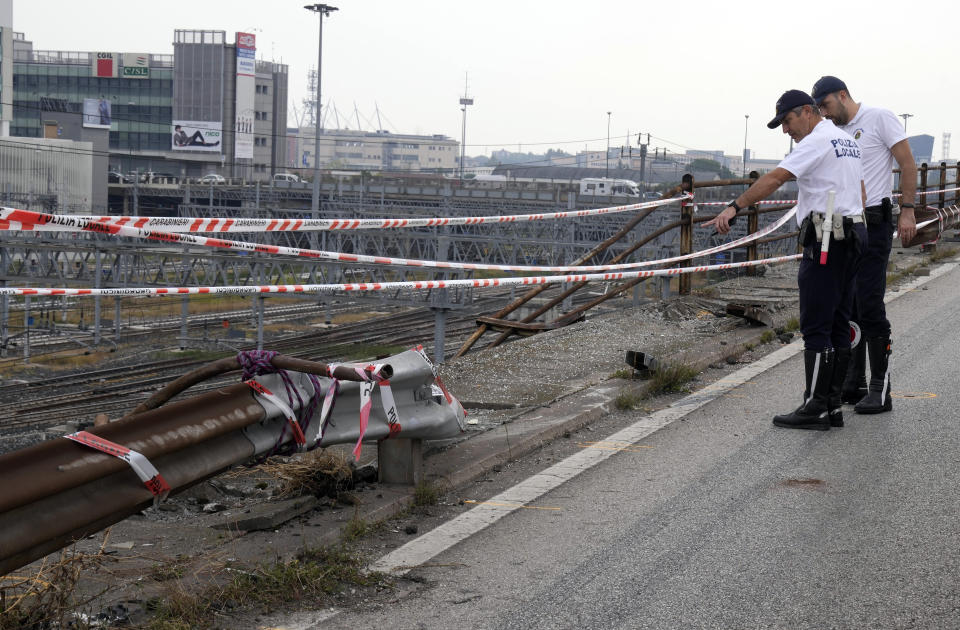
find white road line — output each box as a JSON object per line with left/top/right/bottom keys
{"left": 369, "top": 259, "right": 958, "bottom": 575}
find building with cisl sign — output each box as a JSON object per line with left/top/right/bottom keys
{"left": 11, "top": 27, "right": 288, "bottom": 207}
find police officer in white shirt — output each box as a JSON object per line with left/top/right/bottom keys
{"left": 812, "top": 76, "right": 916, "bottom": 415}
{"left": 706, "top": 89, "right": 866, "bottom": 431}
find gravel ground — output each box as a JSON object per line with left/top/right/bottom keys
{"left": 441, "top": 264, "right": 799, "bottom": 411}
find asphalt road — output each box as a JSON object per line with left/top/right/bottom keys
{"left": 319, "top": 262, "right": 960, "bottom": 629}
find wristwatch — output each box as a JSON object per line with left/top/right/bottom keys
{"left": 900, "top": 203, "right": 915, "bottom": 209}
{"left": 727, "top": 200, "right": 742, "bottom": 212}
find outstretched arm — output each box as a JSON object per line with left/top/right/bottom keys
{"left": 703, "top": 167, "right": 793, "bottom": 234}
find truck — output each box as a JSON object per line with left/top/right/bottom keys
{"left": 579, "top": 178, "right": 640, "bottom": 197}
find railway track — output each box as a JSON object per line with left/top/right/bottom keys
{"left": 0, "top": 300, "right": 360, "bottom": 365}
{"left": 0, "top": 280, "right": 635, "bottom": 436}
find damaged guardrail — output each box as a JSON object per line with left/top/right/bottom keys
{"left": 0, "top": 346, "right": 464, "bottom": 576}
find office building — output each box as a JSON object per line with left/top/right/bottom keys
{"left": 295, "top": 128, "right": 458, "bottom": 173}
{"left": 11, "top": 27, "right": 289, "bottom": 200}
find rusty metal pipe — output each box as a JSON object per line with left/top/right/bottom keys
{"left": 0, "top": 431, "right": 254, "bottom": 576}
{"left": 0, "top": 383, "right": 264, "bottom": 516}
{"left": 901, "top": 204, "right": 960, "bottom": 248}
{"left": 0, "top": 350, "right": 434, "bottom": 576}
{"left": 454, "top": 204, "right": 662, "bottom": 358}
{"left": 486, "top": 219, "right": 685, "bottom": 350}
{"left": 939, "top": 162, "right": 947, "bottom": 210}
{"left": 124, "top": 354, "right": 392, "bottom": 419}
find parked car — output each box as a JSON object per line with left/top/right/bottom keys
{"left": 198, "top": 173, "right": 226, "bottom": 184}
{"left": 272, "top": 172, "right": 302, "bottom": 184}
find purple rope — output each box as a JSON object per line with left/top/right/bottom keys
{"left": 238, "top": 350, "right": 326, "bottom": 459}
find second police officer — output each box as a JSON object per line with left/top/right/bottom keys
{"left": 812, "top": 76, "right": 917, "bottom": 414}
{"left": 705, "top": 90, "right": 866, "bottom": 431}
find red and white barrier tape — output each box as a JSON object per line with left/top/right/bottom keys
{"left": 246, "top": 379, "right": 306, "bottom": 450}
{"left": 321, "top": 362, "right": 394, "bottom": 460}
{"left": 64, "top": 431, "right": 171, "bottom": 501}
{"left": 246, "top": 361, "right": 398, "bottom": 459}
{"left": 0, "top": 204, "right": 794, "bottom": 274}
{"left": 356, "top": 380, "right": 376, "bottom": 461}
{"left": 912, "top": 187, "right": 960, "bottom": 197}
{"left": 0, "top": 252, "right": 803, "bottom": 298}
{"left": 697, "top": 199, "right": 798, "bottom": 206}
{"left": 0, "top": 197, "right": 682, "bottom": 234}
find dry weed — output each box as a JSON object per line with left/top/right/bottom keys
{"left": 260, "top": 449, "right": 354, "bottom": 499}
{"left": 0, "top": 533, "right": 114, "bottom": 629}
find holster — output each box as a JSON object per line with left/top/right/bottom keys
{"left": 864, "top": 198, "right": 893, "bottom": 225}
{"left": 800, "top": 213, "right": 845, "bottom": 246}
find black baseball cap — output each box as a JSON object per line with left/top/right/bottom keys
{"left": 767, "top": 90, "right": 817, "bottom": 129}
{"left": 811, "top": 76, "right": 848, "bottom": 105}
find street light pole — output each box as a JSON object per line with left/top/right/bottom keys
{"left": 304, "top": 4, "right": 338, "bottom": 222}
{"left": 742, "top": 114, "right": 749, "bottom": 177}
{"left": 899, "top": 113, "right": 913, "bottom": 134}
{"left": 606, "top": 111, "right": 611, "bottom": 179}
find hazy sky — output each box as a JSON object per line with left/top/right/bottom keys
{"left": 13, "top": 1, "right": 960, "bottom": 161}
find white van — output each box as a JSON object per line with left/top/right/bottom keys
{"left": 579, "top": 178, "right": 640, "bottom": 197}
{"left": 272, "top": 172, "right": 302, "bottom": 183}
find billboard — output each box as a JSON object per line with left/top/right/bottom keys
{"left": 91, "top": 52, "right": 117, "bottom": 78}
{"left": 172, "top": 121, "right": 222, "bottom": 152}
{"left": 122, "top": 53, "right": 150, "bottom": 79}
{"left": 234, "top": 32, "right": 256, "bottom": 160}
{"left": 82, "top": 98, "right": 112, "bottom": 129}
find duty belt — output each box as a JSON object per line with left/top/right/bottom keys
{"left": 806, "top": 212, "right": 864, "bottom": 243}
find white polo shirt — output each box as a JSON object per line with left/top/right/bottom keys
{"left": 779, "top": 119, "right": 864, "bottom": 226}
{"left": 836, "top": 104, "right": 906, "bottom": 207}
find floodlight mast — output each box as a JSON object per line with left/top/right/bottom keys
{"left": 459, "top": 74, "right": 473, "bottom": 183}
{"left": 304, "top": 4, "right": 338, "bottom": 222}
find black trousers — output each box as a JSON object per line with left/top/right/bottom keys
{"left": 850, "top": 214, "right": 894, "bottom": 339}
{"left": 798, "top": 223, "right": 867, "bottom": 351}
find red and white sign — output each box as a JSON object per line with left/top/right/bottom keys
{"left": 91, "top": 52, "right": 118, "bottom": 78}
{"left": 237, "top": 32, "right": 256, "bottom": 49}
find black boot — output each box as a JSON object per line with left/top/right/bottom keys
{"left": 828, "top": 347, "right": 850, "bottom": 427}
{"left": 841, "top": 341, "right": 867, "bottom": 404}
{"left": 855, "top": 336, "right": 892, "bottom": 414}
{"left": 773, "top": 349, "right": 833, "bottom": 431}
